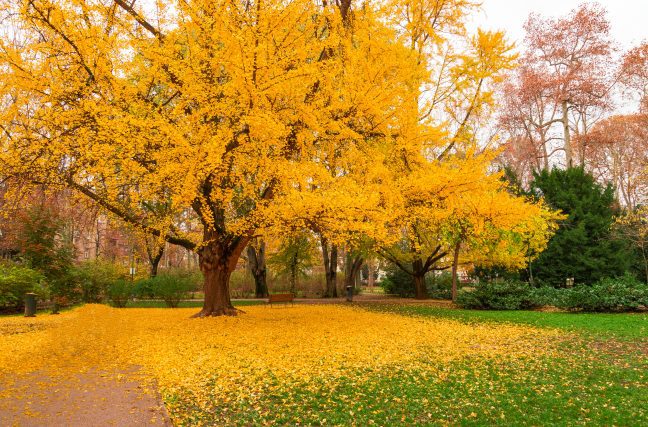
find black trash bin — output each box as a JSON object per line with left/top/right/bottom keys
{"left": 24, "top": 292, "right": 37, "bottom": 317}
{"left": 345, "top": 285, "right": 353, "bottom": 302}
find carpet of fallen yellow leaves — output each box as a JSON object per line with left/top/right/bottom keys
{"left": 0, "top": 304, "right": 563, "bottom": 423}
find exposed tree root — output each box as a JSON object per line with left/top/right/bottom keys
{"left": 191, "top": 306, "right": 245, "bottom": 318}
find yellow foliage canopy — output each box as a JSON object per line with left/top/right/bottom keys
{"left": 0, "top": 0, "right": 560, "bottom": 312}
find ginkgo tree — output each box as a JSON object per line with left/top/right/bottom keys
{"left": 0, "top": 0, "right": 559, "bottom": 315}
{"left": 378, "top": 153, "right": 560, "bottom": 299}
{"left": 0, "top": 0, "right": 422, "bottom": 316}
{"left": 372, "top": 0, "right": 560, "bottom": 299}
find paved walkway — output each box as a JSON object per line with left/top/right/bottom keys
{"left": 0, "top": 369, "right": 170, "bottom": 427}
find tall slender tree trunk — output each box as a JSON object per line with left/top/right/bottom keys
{"left": 344, "top": 254, "right": 363, "bottom": 290}
{"left": 289, "top": 253, "right": 297, "bottom": 295}
{"left": 451, "top": 242, "right": 461, "bottom": 302}
{"left": 321, "top": 237, "right": 338, "bottom": 298}
{"left": 367, "top": 260, "right": 376, "bottom": 288}
{"left": 150, "top": 250, "right": 163, "bottom": 277}
{"left": 579, "top": 114, "right": 588, "bottom": 168}
{"left": 540, "top": 129, "right": 550, "bottom": 170}
{"left": 145, "top": 238, "right": 165, "bottom": 277}
{"left": 641, "top": 244, "right": 648, "bottom": 285}
{"left": 412, "top": 259, "right": 428, "bottom": 300}
{"left": 561, "top": 99, "right": 572, "bottom": 167}
{"left": 194, "top": 234, "right": 249, "bottom": 317}
{"left": 247, "top": 241, "right": 268, "bottom": 298}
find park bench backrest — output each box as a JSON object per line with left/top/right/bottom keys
{"left": 268, "top": 293, "right": 294, "bottom": 303}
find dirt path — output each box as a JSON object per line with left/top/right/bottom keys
{"left": 0, "top": 369, "right": 170, "bottom": 426}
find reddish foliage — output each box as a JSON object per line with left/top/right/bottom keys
{"left": 581, "top": 114, "right": 648, "bottom": 208}
{"left": 498, "top": 3, "right": 616, "bottom": 175}
{"left": 620, "top": 41, "right": 648, "bottom": 112}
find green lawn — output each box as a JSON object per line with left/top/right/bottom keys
{"left": 366, "top": 304, "right": 648, "bottom": 340}
{"left": 216, "top": 356, "right": 647, "bottom": 426}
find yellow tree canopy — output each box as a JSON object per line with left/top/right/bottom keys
{"left": 0, "top": 0, "right": 425, "bottom": 314}
{"left": 0, "top": 0, "right": 560, "bottom": 313}
{"left": 372, "top": 0, "right": 559, "bottom": 298}
{"left": 378, "top": 150, "right": 561, "bottom": 295}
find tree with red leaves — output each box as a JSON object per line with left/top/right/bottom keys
{"left": 620, "top": 41, "right": 648, "bottom": 112}
{"left": 583, "top": 114, "right": 648, "bottom": 209}
{"left": 499, "top": 3, "right": 616, "bottom": 173}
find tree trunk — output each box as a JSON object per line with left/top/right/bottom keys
{"left": 451, "top": 242, "right": 461, "bottom": 302}
{"left": 145, "top": 238, "right": 164, "bottom": 278}
{"left": 413, "top": 273, "right": 427, "bottom": 300}
{"left": 194, "top": 236, "right": 248, "bottom": 317}
{"left": 562, "top": 99, "right": 572, "bottom": 167}
{"left": 150, "top": 252, "right": 162, "bottom": 277}
{"left": 412, "top": 259, "right": 428, "bottom": 299}
{"left": 246, "top": 241, "right": 268, "bottom": 298}
{"left": 289, "top": 254, "right": 297, "bottom": 295}
{"left": 367, "top": 260, "right": 376, "bottom": 288}
{"left": 641, "top": 243, "right": 648, "bottom": 285}
{"left": 198, "top": 264, "right": 236, "bottom": 317}
{"left": 344, "top": 254, "right": 363, "bottom": 290}
{"left": 321, "top": 237, "right": 338, "bottom": 298}
{"left": 149, "top": 246, "right": 164, "bottom": 277}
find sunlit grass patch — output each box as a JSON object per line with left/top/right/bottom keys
{"left": 365, "top": 304, "right": 648, "bottom": 340}
{"left": 168, "top": 354, "right": 647, "bottom": 426}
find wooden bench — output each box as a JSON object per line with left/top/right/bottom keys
{"left": 267, "top": 293, "right": 294, "bottom": 307}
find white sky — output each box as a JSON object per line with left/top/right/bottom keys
{"left": 468, "top": 0, "right": 648, "bottom": 51}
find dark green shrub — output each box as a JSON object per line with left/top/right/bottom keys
{"left": 426, "top": 272, "right": 453, "bottom": 299}
{"left": 380, "top": 266, "right": 414, "bottom": 297}
{"left": 381, "top": 268, "right": 459, "bottom": 300}
{"left": 528, "top": 286, "right": 562, "bottom": 307}
{"left": 456, "top": 280, "right": 539, "bottom": 310}
{"left": 133, "top": 277, "right": 157, "bottom": 299}
{"left": 0, "top": 263, "right": 46, "bottom": 310}
{"left": 107, "top": 279, "right": 133, "bottom": 308}
{"left": 136, "top": 270, "right": 198, "bottom": 307}
{"left": 71, "top": 260, "right": 124, "bottom": 303}
{"left": 556, "top": 274, "right": 648, "bottom": 312}
{"left": 153, "top": 275, "right": 191, "bottom": 308}
{"left": 471, "top": 265, "right": 521, "bottom": 283}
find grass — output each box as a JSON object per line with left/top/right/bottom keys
{"left": 208, "top": 355, "right": 647, "bottom": 426}
{"left": 289, "top": 303, "right": 645, "bottom": 425}
{"left": 0, "top": 304, "right": 78, "bottom": 318}
{"left": 366, "top": 304, "right": 648, "bottom": 340}
{"left": 165, "top": 304, "right": 647, "bottom": 425}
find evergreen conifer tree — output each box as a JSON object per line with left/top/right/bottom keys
{"left": 529, "top": 168, "right": 631, "bottom": 286}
